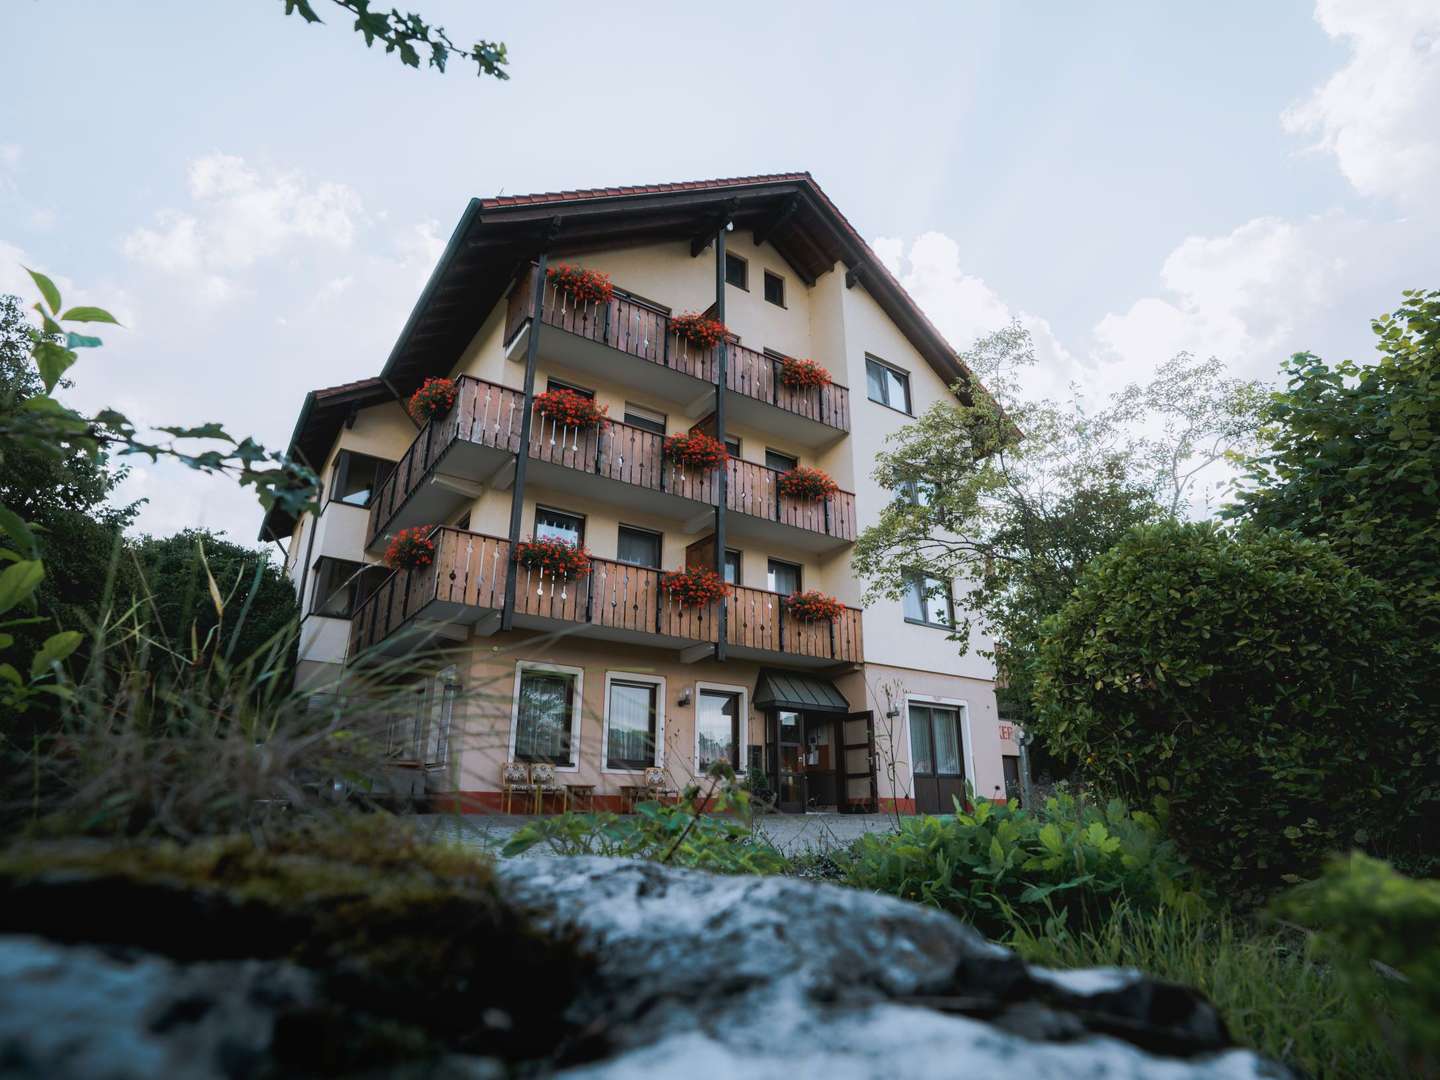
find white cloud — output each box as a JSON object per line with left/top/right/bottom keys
{"left": 121, "top": 153, "right": 365, "bottom": 300}
{"left": 1283, "top": 0, "right": 1440, "bottom": 207}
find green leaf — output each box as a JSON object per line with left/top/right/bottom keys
{"left": 0, "top": 561, "right": 44, "bottom": 617}
{"left": 33, "top": 341, "right": 77, "bottom": 393}
{"left": 59, "top": 305, "right": 120, "bottom": 325}
{"left": 0, "top": 633, "right": 13, "bottom": 651}
{"left": 1038, "top": 823, "right": 1064, "bottom": 853}
{"left": 30, "top": 630, "right": 82, "bottom": 678}
{"left": 25, "top": 267, "right": 61, "bottom": 314}
{"left": 0, "top": 504, "right": 40, "bottom": 560}
{"left": 66, "top": 332, "right": 103, "bottom": 350}
{"left": 0, "top": 663, "right": 21, "bottom": 687}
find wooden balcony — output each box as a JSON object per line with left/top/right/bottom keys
{"left": 349, "top": 527, "right": 864, "bottom": 667}
{"left": 505, "top": 266, "right": 851, "bottom": 446}
{"left": 365, "top": 374, "right": 857, "bottom": 553}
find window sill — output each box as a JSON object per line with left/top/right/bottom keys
{"left": 866, "top": 397, "right": 914, "bottom": 418}
{"left": 904, "top": 617, "right": 955, "bottom": 632}
{"left": 515, "top": 759, "right": 581, "bottom": 774}
{"left": 307, "top": 611, "right": 354, "bottom": 622}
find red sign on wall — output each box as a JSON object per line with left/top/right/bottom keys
{"left": 999, "top": 724, "right": 1014, "bottom": 741}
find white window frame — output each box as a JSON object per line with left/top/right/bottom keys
{"left": 508, "top": 660, "right": 585, "bottom": 773}
{"left": 694, "top": 681, "right": 749, "bottom": 778}
{"left": 601, "top": 671, "right": 667, "bottom": 774}
{"left": 902, "top": 693, "right": 974, "bottom": 792}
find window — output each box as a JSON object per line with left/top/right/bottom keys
{"left": 903, "top": 573, "right": 954, "bottom": 627}
{"left": 623, "top": 402, "right": 667, "bottom": 435}
{"left": 767, "top": 558, "right": 802, "bottom": 595}
{"left": 545, "top": 377, "right": 594, "bottom": 399}
{"left": 310, "top": 558, "right": 384, "bottom": 619}
{"left": 899, "top": 479, "right": 936, "bottom": 507}
{"left": 865, "top": 357, "right": 912, "bottom": 413}
{"left": 617, "top": 525, "right": 662, "bottom": 569}
{"left": 723, "top": 549, "right": 742, "bottom": 585}
{"left": 909, "top": 704, "right": 964, "bottom": 776}
{"left": 763, "top": 270, "right": 785, "bottom": 307}
{"left": 697, "top": 689, "right": 740, "bottom": 771}
{"left": 513, "top": 666, "right": 579, "bottom": 766}
{"left": 724, "top": 252, "right": 748, "bottom": 289}
{"left": 535, "top": 506, "right": 584, "bottom": 545}
{"left": 764, "top": 448, "right": 798, "bottom": 474}
{"left": 605, "top": 678, "right": 659, "bottom": 770}
{"left": 329, "top": 451, "right": 393, "bottom": 508}
{"left": 724, "top": 435, "right": 741, "bottom": 458}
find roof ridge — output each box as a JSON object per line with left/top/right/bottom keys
{"left": 480, "top": 172, "right": 812, "bottom": 208}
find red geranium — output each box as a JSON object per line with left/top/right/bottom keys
{"left": 533, "top": 388, "right": 609, "bottom": 429}
{"left": 663, "top": 431, "right": 729, "bottom": 471}
{"left": 661, "top": 566, "right": 732, "bottom": 608}
{"left": 514, "top": 536, "right": 592, "bottom": 581}
{"left": 547, "top": 263, "right": 614, "bottom": 304}
{"left": 408, "top": 377, "right": 457, "bottom": 424}
{"left": 385, "top": 526, "right": 437, "bottom": 571}
{"left": 671, "top": 312, "right": 728, "bottom": 348}
{"left": 778, "top": 465, "right": 840, "bottom": 501}
{"left": 784, "top": 590, "right": 846, "bottom": 622}
{"left": 779, "top": 357, "right": 832, "bottom": 390}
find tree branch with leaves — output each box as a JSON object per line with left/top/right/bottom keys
{"left": 280, "top": 0, "right": 509, "bottom": 78}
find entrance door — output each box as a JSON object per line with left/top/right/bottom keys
{"left": 775, "top": 709, "right": 805, "bottom": 812}
{"left": 841, "top": 711, "right": 878, "bottom": 813}
{"left": 909, "top": 704, "right": 967, "bottom": 815}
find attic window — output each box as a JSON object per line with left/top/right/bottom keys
{"left": 725, "top": 253, "right": 748, "bottom": 290}
{"left": 763, "top": 271, "right": 785, "bottom": 307}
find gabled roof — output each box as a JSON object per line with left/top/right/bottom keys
{"left": 258, "top": 377, "right": 395, "bottom": 542}
{"left": 379, "top": 172, "right": 979, "bottom": 400}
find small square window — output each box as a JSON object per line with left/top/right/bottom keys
{"left": 617, "top": 525, "right": 662, "bottom": 569}
{"left": 623, "top": 403, "right": 667, "bottom": 436}
{"left": 535, "top": 506, "right": 584, "bottom": 546}
{"left": 865, "top": 357, "right": 912, "bottom": 414}
{"left": 723, "top": 549, "right": 742, "bottom": 585}
{"left": 725, "top": 253, "right": 748, "bottom": 290}
{"left": 725, "top": 436, "right": 741, "bottom": 458}
{"left": 545, "top": 378, "right": 594, "bottom": 399}
{"left": 767, "top": 558, "right": 802, "bottom": 595}
{"left": 765, "top": 449, "right": 798, "bottom": 474}
{"left": 903, "top": 573, "right": 954, "bottom": 627}
{"left": 763, "top": 271, "right": 785, "bottom": 307}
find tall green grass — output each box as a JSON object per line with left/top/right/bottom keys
{"left": 1008, "top": 905, "right": 1404, "bottom": 1079}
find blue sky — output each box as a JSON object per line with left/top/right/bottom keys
{"left": 2, "top": 0, "right": 1436, "bottom": 544}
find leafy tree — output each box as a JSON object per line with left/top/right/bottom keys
{"left": 0, "top": 295, "right": 139, "bottom": 662}
{"left": 1228, "top": 288, "right": 1440, "bottom": 682}
{"left": 130, "top": 529, "right": 299, "bottom": 676}
{"left": 1031, "top": 521, "right": 1425, "bottom": 898}
{"left": 853, "top": 323, "right": 1265, "bottom": 711}
{"left": 280, "top": 0, "right": 509, "bottom": 78}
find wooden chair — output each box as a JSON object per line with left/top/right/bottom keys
{"left": 500, "top": 761, "right": 530, "bottom": 815}
{"left": 642, "top": 766, "right": 675, "bottom": 805}
{"left": 530, "top": 761, "right": 564, "bottom": 814}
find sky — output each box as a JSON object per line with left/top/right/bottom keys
{"left": 2, "top": 0, "right": 1437, "bottom": 548}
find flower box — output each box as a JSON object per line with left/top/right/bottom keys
{"left": 513, "top": 537, "right": 592, "bottom": 581}
{"left": 533, "top": 388, "right": 609, "bottom": 430}
{"left": 547, "top": 263, "right": 614, "bottom": 305}
{"left": 663, "top": 431, "right": 728, "bottom": 471}
{"left": 407, "top": 377, "right": 457, "bottom": 424}
{"left": 670, "top": 312, "right": 728, "bottom": 349}
{"left": 661, "top": 566, "right": 732, "bottom": 607}
{"left": 777, "top": 466, "right": 840, "bottom": 501}
{"left": 784, "top": 590, "right": 846, "bottom": 622}
{"left": 385, "top": 526, "right": 437, "bottom": 571}
{"left": 779, "top": 357, "right": 832, "bottom": 390}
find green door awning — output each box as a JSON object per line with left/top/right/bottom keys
{"left": 753, "top": 669, "right": 851, "bottom": 714}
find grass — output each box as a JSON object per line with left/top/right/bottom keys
{"left": 1007, "top": 904, "right": 1405, "bottom": 1079}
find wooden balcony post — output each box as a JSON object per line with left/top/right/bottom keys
{"left": 502, "top": 227, "right": 559, "bottom": 630}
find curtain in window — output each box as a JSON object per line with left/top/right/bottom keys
{"left": 697, "top": 690, "right": 738, "bottom": 771}
{"left": 617, "top": 528, "right": 660, "bottom": 568}
{"left": 909, "top": 705, "right": 935, "bottom": 775}
{"left": 933, "top": 708, "right": 963, "bottom": 776}
{"left": 516, "top": 672, "right": 574, "bottom": 764}
{"left": 606, "top": 681, "right": 656, "bottom": 769}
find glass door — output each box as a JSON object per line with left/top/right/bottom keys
{"left": 775, "top": 709, "right": 805, "bottom": 812}
{"left": 909, "top": 704, "right": 967, "bottom": 814}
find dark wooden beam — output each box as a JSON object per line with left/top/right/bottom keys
{"left": 753, "top": 194, "right": 800, "bottom": 248}
{"left": 845, "top": 266, "right": 864, "bottom": 289}
{"left": 688, "top": 199, "right": 740, "bottom": 257}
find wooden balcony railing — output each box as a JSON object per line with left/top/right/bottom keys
{"left": 350, "top": 527, "right": 864, "bottom": 663}
{"left": 366, "top": 374, "right": 857, "bottom": 548}
{"left": 506, "top": 266, "right": 851, "bottom": 432}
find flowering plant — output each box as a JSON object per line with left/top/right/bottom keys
{"left": 670, "top": 312, "right": 728, "bottom": 348}
{"left": 778, "top": 465, "right": 840, "bottom": 501}
{"left": 779, "top": 357, "right": 832, "bottom": 390}
{"left": 407, "top": 377, "right": 457, "bottom": 424}
{"left": 533, "top": 388, "right": 609, "bottom": 429}
{"left": 384, "top": 526, "right": 437, "bottom": 571}
{"left": 547, "top": 263, "right": 614, "bottom": 305}
{"left": 784, "top": 590, "right": 846, "bottom": 622}
{"left": 661, "top": 565, "right": 732, "bottom": 607}
{"left": 663, "top": 431, "right": 728, "bottom": 471}
{"left": 513, "top": 536, "right": 592, "bottom": 580}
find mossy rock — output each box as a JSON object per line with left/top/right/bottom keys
{"left": 0, "top": 815, "right": 589, "bottom": 1070}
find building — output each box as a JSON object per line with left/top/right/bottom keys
{"left": 260, "top": 174, "right": 1020, "bottom": 814}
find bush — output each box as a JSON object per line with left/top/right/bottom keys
{"left": 1032, "top": 521, "right": 1419, "bottom": 899}
{"left": 839, "top": 791, "right": 1201, "bottom": 939}
{"left": 1273, "top": 853, "right": 1440, "bottom": 1075}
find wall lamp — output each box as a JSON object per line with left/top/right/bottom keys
{"left": 677, "top": 689, "right": 692, "bottom": 708}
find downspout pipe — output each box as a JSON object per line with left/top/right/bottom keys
{"left": 713, "top": 225, "right": 729, "bottom": 662}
